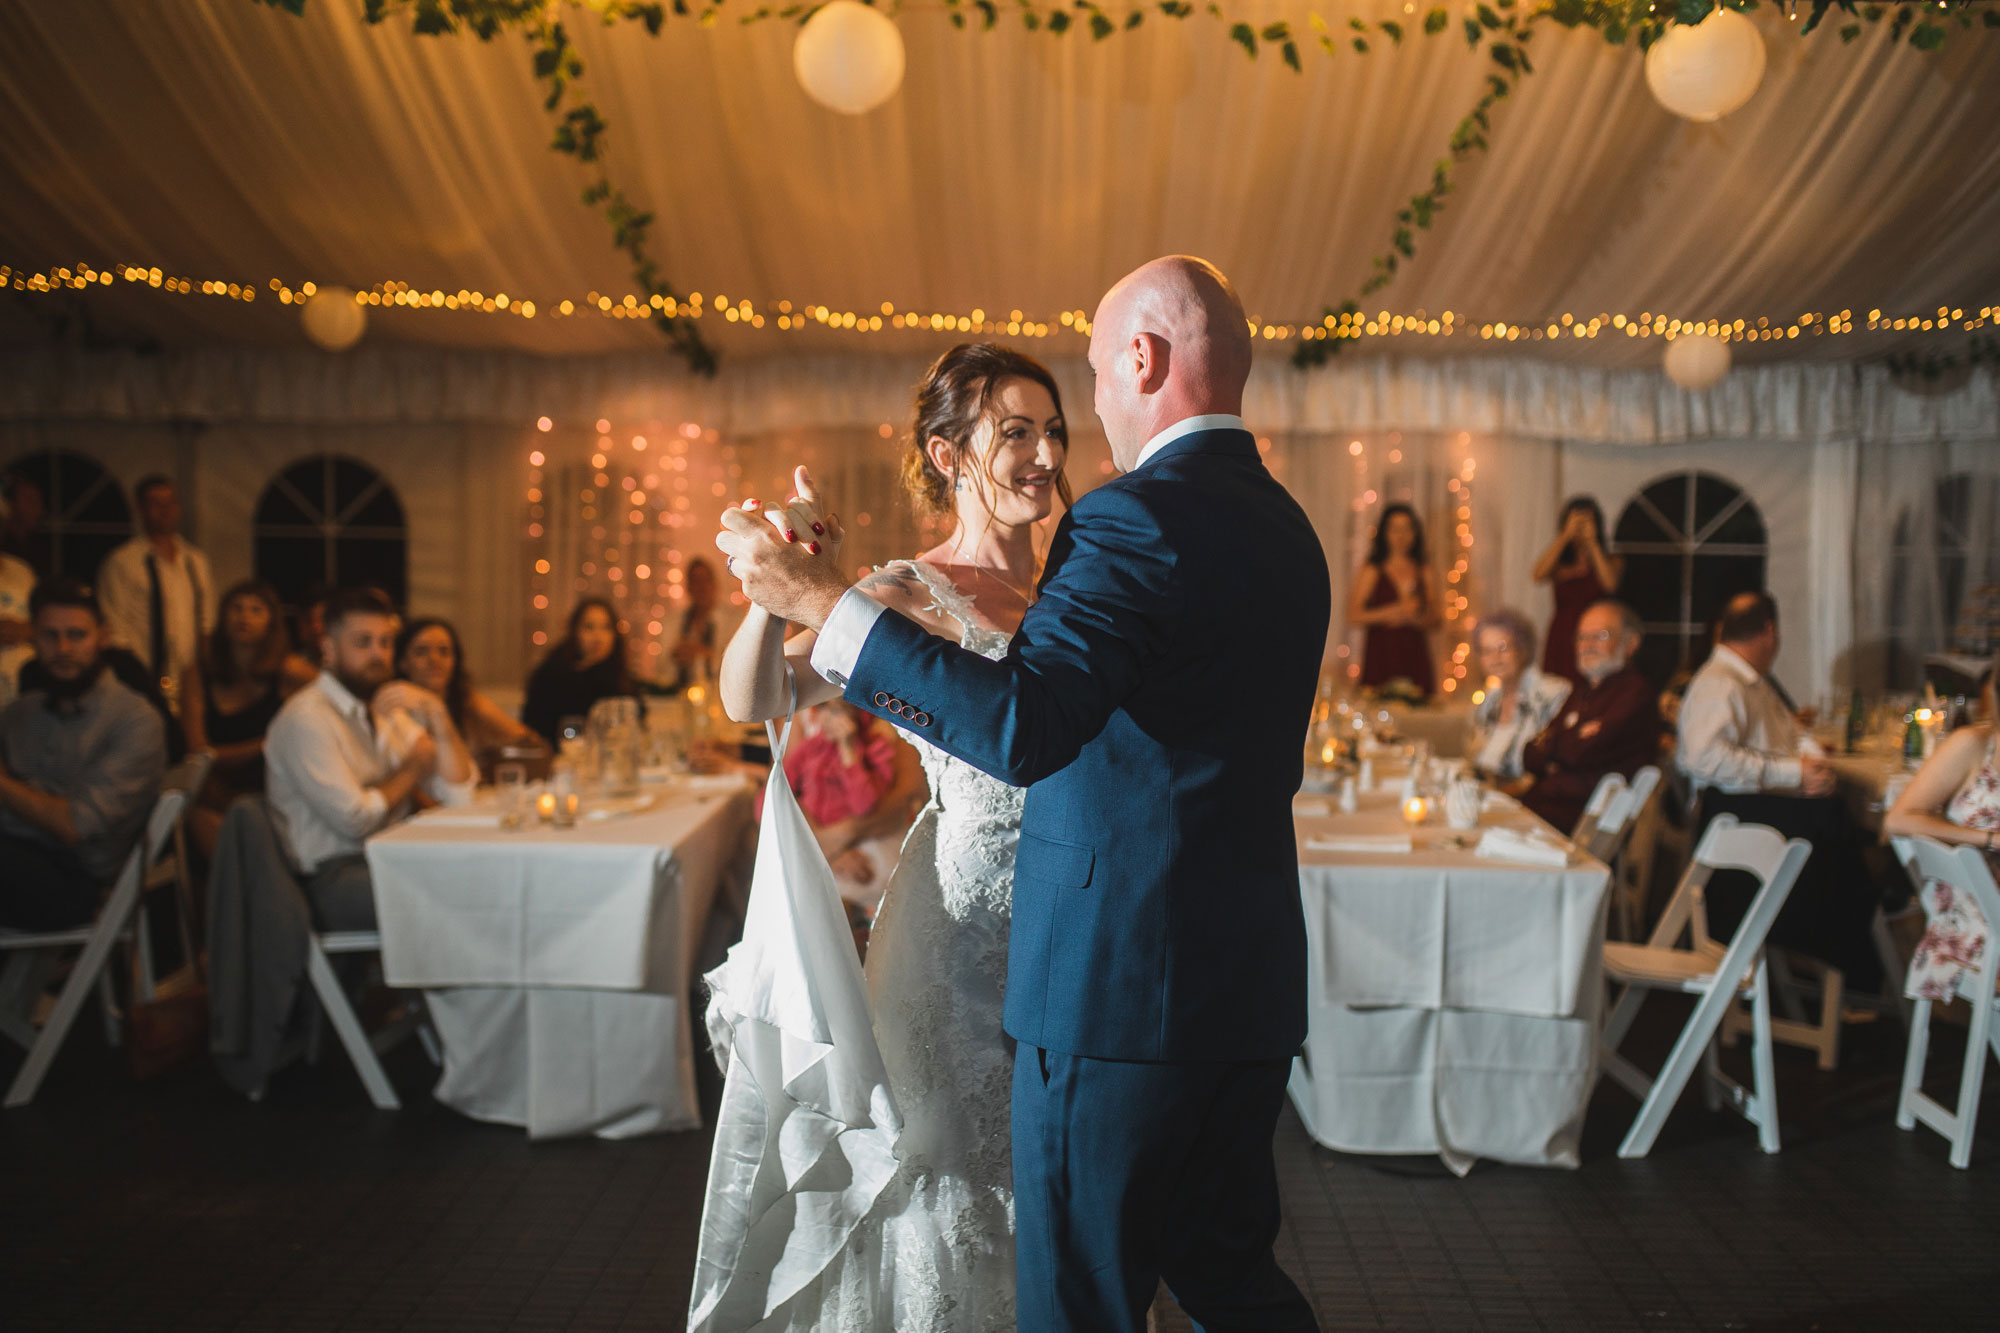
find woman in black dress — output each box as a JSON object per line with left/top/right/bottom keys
{"left": 522, "top": 596, "right": 642, "bottom": 747}
{"left": 182, "top": 580, "right": 318, "bottom": 859}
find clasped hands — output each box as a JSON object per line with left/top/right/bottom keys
{"left": 716, "top": 465, "right": 850, "bottom": 631}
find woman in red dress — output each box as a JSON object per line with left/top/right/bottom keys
{"left": 1533, "top": 496, "right": 1624, "bottom": 685}
{"left": 1350, "top": 503, "right": 1441, "bottom": 698}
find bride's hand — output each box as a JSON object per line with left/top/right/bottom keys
{"left": 783, "top": 465, "right": 845, "bottom": 568}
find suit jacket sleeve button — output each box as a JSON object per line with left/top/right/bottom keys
{"left": 914, "top": 712, "right": 931, "bottom": 727}
{"left": 873, "top": 692, "right": 891, "bottom": 707}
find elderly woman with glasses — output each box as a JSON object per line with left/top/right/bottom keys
{"left": 1466, "top": 608, "right": 1570, "bottom": 781}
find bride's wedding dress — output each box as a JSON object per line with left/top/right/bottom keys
{"left": 758, "top": 560, "right": 1022, "bottom": 1332}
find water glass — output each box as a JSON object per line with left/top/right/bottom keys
{"left": 495, "top": 762, "right": 527, "bottom": 830}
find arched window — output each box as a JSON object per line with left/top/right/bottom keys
{"left": 1613, "top": 471, "right": 1768, "bottom": 687}
{"left": 1889, "top": 472, "right": 2000, "bottom": 679}
{"left": 254, "top": 455, "right": 408, "bottom": 611}
{"left": 1, "top": 447, "right": 134, "bottom": 581}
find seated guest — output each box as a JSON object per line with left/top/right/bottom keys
{"left": 1678, "top": 591, "right": 1882, "bottom": 987}
{"left": 1884, "top": 656, "right": 2000, "bottom": 1002}
{"left": 1466, "top": 608, "right": 1570, "bottom": 781}
{"left": 395, "top": 617, "right": 539, "bottom": 767}
{"left": 182, "top": 580, "right": 320, "bottom": 861}
{"left": 783, "top": 701, "right": 923, "bottom": 918}
{"left": 1510, "top": 600, "right": 1660, "bottom": 834}
{"left": 0, "top": 506, "right": 32, "bottom": 707}
{"left": 522, "top": 596, "right": 641, "bottom": 747}
{"left": 0, "top": 579, "right": 167, "bottom": 929}
{"left": 265, "top": 589, "right": 475, "bottom": 930}
{"left": 19, "top": 641, "right": 186, "bottom": 762}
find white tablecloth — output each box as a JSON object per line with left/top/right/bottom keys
{"left": 366, "top": 775, "right": 754, "bottom": 1139}
{"left": 1290, "top": 786, "right": 1611, "bottom": 1172}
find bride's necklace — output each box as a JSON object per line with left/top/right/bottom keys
{"left": 975, "top": 561, "right": 1039, "bottom": 607}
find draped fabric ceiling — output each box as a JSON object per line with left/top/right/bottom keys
{"left": 2, "top": 0, "right": 1999, "bottom": 365}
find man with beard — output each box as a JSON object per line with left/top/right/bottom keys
{"left": 0, "top": 579, "right": 167, "bottom": 929}
{"left": 265, "top": 588, "right": 473, "bottom": 929}
{"left": 1512, "top": 599, "right": 1662, "bottom": 834}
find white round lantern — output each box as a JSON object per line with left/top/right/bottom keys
{"left": 793, "top": 0, "right": 905, "bottom": 116}
{"left": 1645, "top": 7, "right": 1766, "bottom": 122}
{"left": 300, "top": 286, "right": 367, "bottom": 352}
{"left": 1664, "top": 332, "right": 1731, "bottom": 391}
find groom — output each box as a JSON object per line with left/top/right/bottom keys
{"left": 719, "top": 256, "right": 1328, "bottom": 1332}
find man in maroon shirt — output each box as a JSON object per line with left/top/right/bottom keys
{"left": 1510, "top": 599, "right": 1661, "bottom": 835}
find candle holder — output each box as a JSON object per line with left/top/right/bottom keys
{"left": 1402, "top": 795, "right": 1429, "bottom": 826}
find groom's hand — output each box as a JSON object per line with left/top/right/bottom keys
{"left": 717, "top": 466, "right": 851, "bottom": 631}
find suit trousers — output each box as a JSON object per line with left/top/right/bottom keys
{"left": 1012, "top": 1045, "right": 1318, "bottom": 1333}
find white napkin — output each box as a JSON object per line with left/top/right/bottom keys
{"left": 1481, "top": 789, "right": 1522, "bottom": 813}
{"left": 1305, "top": 833, "right": 1415, "bottom": 855}
{"left": 1293, "top": 796, "right": 1333, "bottom": 818}
{"left": 409, "top": 808, "right": 503, "bottom": 829}
{"left": 1474, "top": 826, "right": 1572, "bottom": 867}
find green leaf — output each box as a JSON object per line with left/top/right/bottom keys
{"left": 1089, "top": 8, "right": 1114, "bottom": 39}
{"left": 1909, "top": 18, "right": 1945, "bottom": 49}
{"left": 1229, "top": 20, "right": 1257, "bottom": 56}
{"left": 1282, "top": 38, "right": 1300, "bottom": 70}
{"left": 1489, "top": 41, "right": 1516, "bottom": 69}
{"left": 1423, "top": 7, "right": 1448, "bottom": 35}
{"left": 1464, "top": 16, "right": 1482, "bottom": 44}
{"left": 1986, "top": 9, "right": 2000, "bottom": 28}
{"left": 1379, "top": 19, "right": 1403, "bottom": 43}
{"left": 1838, "top": 21, "right": 1860, "bottom": 41}
{"left": 950, "top": 10, "right": 966, "bottom": 26}
{"left": 1125, "top": 11, "right": 1144, "bottom": 29}
{"left": 1348, "top": 15, "right": 1367, "bottom": 32}
{"left": 1046, "top": 8, "right": 1072, "bottom": 33}
{"left": 1475, "top": 4, "right": 1502, "bottom": 30}
{"left": 976, "top": 0, "right": 997, "bottom": 26}
{"left": 1351, "top": 35, "right": 1368, "bottom": 53}
{"left": 1023, "top": 9, "right": 1039, "bottom": 29}
{"left": 1673, "top": 0, "right": 1714, "bottom": 25}
{"left": 412, "top": 0, "right": 454, "bottom": 35}
{"left": 1261, "top": 21, "right": 1289, "bottom": 41}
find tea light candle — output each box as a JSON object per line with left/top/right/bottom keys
{"left": 536, "top": 791, "right": 556, "bottom": 821}
{"left": 1402, "top": 795, "right": 1429, "bottom": 825}
{"left": 1319, "top": 738, "right": 1338, "bottom": 766}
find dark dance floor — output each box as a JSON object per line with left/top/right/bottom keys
{"left": 3, "top": 992, "right": 1995, "bottom": 1332}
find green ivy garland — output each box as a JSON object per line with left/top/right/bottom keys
{"left": 253, "top": 0, "right": 1993, "bottom": 376}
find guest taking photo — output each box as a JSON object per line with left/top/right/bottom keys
{"left": 1533, "top": 496, "right": 1623, "bottom": 686}
{"left": 1349, "top": 502, "right": 1440, "bottom": 698}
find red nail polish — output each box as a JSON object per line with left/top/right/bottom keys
{"left": 812, "top": 522, "right": 825, "bottom": 536}
{"left": 784, "top": 529, "right": 797, "bottom": 542}
{"left": 807, "top": 541, "right": 822, "bottom": 555}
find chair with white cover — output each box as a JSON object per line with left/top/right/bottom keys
{"left": 2, "top": 787, "right": 187, "bottom": 1107}
{"left": 1598, "top": 814, "right": 1811, "bottom": 1157}
{"left": 1890, "top": 836, "right": 2000, "bottom": 1168}
{"left": 1592, "top": 766, "right": 1662, "bottom": 940}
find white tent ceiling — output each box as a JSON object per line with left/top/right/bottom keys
{"left": 1, "top": 1, "right": 1997, "bottom": 368}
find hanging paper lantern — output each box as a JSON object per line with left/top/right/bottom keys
{"left": 793, "top": 0, "right": 905, "bottom": 116}
{"left": 1664, "top": 332, "right": 1731, "bottom": 390}
{"left": 300, "top": 286, "right": 366, "bottom": 351}
{"left": 1644, "top": 7, "right": 1767, "bottom": 122}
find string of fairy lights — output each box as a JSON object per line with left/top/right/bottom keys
{"left": 8, "top": 261, "right": 1994, "bottom": 347}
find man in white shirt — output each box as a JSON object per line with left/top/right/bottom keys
{"left": 266, "top": 588, "right": 475, "bottom": 929}
{"left": 96, "top": 474, "right": 216, "bottom": 696}
{"left": 1678, "top": 591, "right": 1882, "bottom": 988}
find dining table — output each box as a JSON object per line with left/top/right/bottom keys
{"left": 1289, "top": 771, "right": 1612, "bottom": 1173}
{"left": 364, "top": 771, "right": 755, "bottom": 1139}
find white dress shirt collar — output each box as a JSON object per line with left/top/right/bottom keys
{"left": 315, "top": 669, "right": 374, "bottom": 731}
{"left": 1710, "top": 643, "right": 1761, "bottom": 684}
{"left": 1132, "top": 413, "right": 1247, "bottom": 472}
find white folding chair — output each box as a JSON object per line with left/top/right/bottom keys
{"left": 1593, "top": 766, "right": 1662, "bottom": 939}
{"left": 2, "top": 789, "right": 187, "bottom": 1108}
{"left": 303, "top": 927, "right": 434, "bottom": 1111}
{"left": 1890, "top": 836, "right": 2000, "bottom": 1168}
{"left": 1571, "top": 772, "right": 1628, "bottom": 857}
{"left": 1598, "top": 814, "right": 1812, "bottom": 1157}
{"left": 136, "top": 752, "right": 213, "bottom": 995}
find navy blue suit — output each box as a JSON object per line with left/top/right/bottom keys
{"left": 841, "top": 426, "right": 1330, "bottom": 1331}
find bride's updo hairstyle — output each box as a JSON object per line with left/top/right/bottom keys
{"left": 902, "top": 343, "right": 1073, "bottom": 519}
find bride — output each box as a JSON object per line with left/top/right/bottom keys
{"left": 706, "top": 342, "right": 1072, "bottom": 1331}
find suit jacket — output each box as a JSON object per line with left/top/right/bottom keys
{"left": 1518, "top": 665, "right": 1660, "bottom": 835}
{"left": 841, "top": 428, "right": 1332, "bottom": 1061}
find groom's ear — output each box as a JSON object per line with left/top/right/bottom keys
{"left": 1133, "top": 332, "right": 1171, "bottom": 395}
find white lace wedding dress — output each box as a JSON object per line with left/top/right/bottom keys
{"left": 767, "top": 560, "right": 1023, "bottom": 1332}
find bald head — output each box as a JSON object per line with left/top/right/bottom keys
{"left": 1089, "top": 256, "right": 1253, "bottom": 470}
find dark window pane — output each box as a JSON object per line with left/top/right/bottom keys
{"left": 70, "top": 474, "right": 132, "bottom": 527}
{"left": 1633, "top": 634, "right": 1685, "bottom": 693}
{"left": 69, "top": 533, "right": 130, "bottom": 584}
{"left": 1692, "top": 471, "right": 1745, "bottom": 534}
{"left": 280, "top": 459, "right": 332, "bottom": 518}
{"left": 1706, "top": 494, "right": 1766, "bottom": 547}
{"left": 255, "top": 480, "right": 316, "bottom": 528}
{"left": 330, "top": 457, "right": 381, "bottom": 519}
{"left": 1641, "top": 476, "right": 1690, "bottom": 535}
{"left": 1689, "top": 554, "right": 1767, "bottom": 628}
{"left": 1622, "top": 553, "right": 1684, "bottom": 626}
{"left": 256, "top": 537, "right": 328, "bottom": 611}
{"left": 1614, "top": 501, "right": 1673, "bottom": 546}
{"left": 335, "top": 538, "right": 408, "bottom": 610}
{"left": 349, "top": 485, "right": 405, "bottom": 529}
